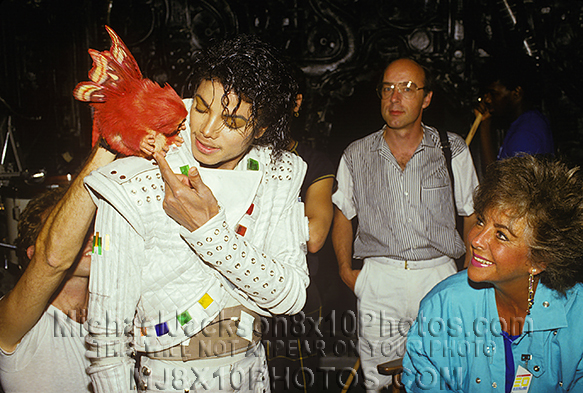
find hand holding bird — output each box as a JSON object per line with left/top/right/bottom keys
{"left": 73, "top": 25, "right": 187, "bottom": 157}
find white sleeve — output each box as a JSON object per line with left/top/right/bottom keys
{"left": 0, "top": 309, "right": 46, "bottom": 366}
{"left": 180, "top": 163, "right": 309, "bottom": 316}
{"left": 452, "top": 147, "right": 479, "bottom": 217}
{"left": 332, "top": 154, "right": 356, "bottom": 220}
{"left": 85, "top": 198, "right": 143, "bottom": 393}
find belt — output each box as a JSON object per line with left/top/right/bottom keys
{"left": 134, "top": 342, "right": 263, "bottom": 392}
{"left": 139, "top": 305, "right": 262, "bottom": 361}
{"left": 367, "top": 255, "right": 453, "bottom": 270}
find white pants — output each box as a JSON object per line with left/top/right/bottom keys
{"left": 136, "top": 342, "right": 270, "bottom": 392}
{"left": 354, "top": 256, "right": 457, "bottom": 392}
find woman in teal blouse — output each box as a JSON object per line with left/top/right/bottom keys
{"left": 402, "top": 155, "right": 583, "bottom": 392}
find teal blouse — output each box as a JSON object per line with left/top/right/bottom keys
{"left": 402, "top": 270, "right": 583, "bottom": 392}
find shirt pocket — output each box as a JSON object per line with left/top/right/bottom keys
{"left": 421, "top": 171, "right": 456, "bottom": 230}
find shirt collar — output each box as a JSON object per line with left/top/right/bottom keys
{"left": 233, "top": 146, "right": 263, "bottom": 172}
{"left": 524, "top": 283, "right": 569, "bottom": 332}
{"left": 371, "top": 123, "right": 435, "bottom": 153}
{"left": 370, "top": 126, "right": 387, "bottom": 152}
{"left": 419, "top": 124, "right": 437, "bottom": 149}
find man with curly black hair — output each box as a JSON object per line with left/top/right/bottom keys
{"left": 84, "top": 34, "right": 309, "bottom": 392}
{"left": 186, "top": 35, "right": 298, "bottom": 156}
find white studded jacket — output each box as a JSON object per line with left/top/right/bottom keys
{"left": 83, "top": 103, "right": 309, "bottom": 391}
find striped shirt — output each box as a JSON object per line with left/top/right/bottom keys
{"left": 333, "top": 124, "right": 479, "bottom": 261}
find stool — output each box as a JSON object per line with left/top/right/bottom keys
{"left": 377, "top": 358, "right": 403, "bottom": 393}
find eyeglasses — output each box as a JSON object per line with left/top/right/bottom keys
{"left": 376, "top": 81, "right": 426, "bottom": 100}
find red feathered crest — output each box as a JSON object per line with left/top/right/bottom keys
{"left": 74, "top": 26, "right": 187, "bottom": 157}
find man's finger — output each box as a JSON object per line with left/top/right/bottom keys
{"left": 186, "top": 167, "right": 218, "bottom": 205}
{"left": 187, "top": 167, "right": 214, "bottom": 197}
{"left": 153, "top": 152, "right": 183, "bottom": 191}
{"left": 187, "top": 167, "right": 203, "bottom": 189}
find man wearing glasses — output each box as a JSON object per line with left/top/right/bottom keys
{"left": 331, "top": 58, "right": 479, "bottom": 392}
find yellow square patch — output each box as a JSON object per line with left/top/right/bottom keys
{"left": 198, "top": 293, "right": 214, "bottom": 309}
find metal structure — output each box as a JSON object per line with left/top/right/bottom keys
{"left": 0, "top": 0, "right": 582, "bottom": 289}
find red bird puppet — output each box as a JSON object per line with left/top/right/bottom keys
{"left": 73, "top": 25, "right": 187, "bottom": 157}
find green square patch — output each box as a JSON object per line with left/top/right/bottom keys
{"left": 247, "top": 158, "right": 259, "bottom": 171}
{"left": 176, "top": 310, "right": 192, "bottom": 326}
{"left": 180, "top": 165, "right": 190, "bottom": 176}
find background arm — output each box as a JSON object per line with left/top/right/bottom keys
{"left": 0, "top": 146, "right": 115, "bottom": 351}
{"left": 304, "top": 177, "right": 334, "bottom": 253}
{"left": 332, "top": 207, "right": 358, "bottom": 292}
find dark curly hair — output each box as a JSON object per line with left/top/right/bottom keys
{"left": 14, "top": 186, "right": 68, "bottom": 270}
{"left": 474, "top": 155, "right": 583, "bottom": 294}
{"left": 187, "top": 34, "right": 298, "bottom": 158}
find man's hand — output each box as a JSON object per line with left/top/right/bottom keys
{"left": 140, "top": 131, "right": 185, "bottom": 158}
{"left": 154, "top": 152, "right": 219, "bottom": 232}
{"left": 339, "top": 266, "right": 360, "bottom": 292}
{"left": 476, "top": 98, "right": 496, "bottom": 170}
{"left": 474, "top": 100, "right": 491, "bottom": 122}
{"left": 332, "top": 207, "right": 359, "bottom": 292}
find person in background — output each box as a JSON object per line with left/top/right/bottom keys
{"left": 475, "top": 54, "right": 554, "bottom": 171}
{"left": 289, "top": 68, "right": 335, "bottom": 256}
{"left": 332, "top": 57, "right": 479, "bottom": 392}
{"left": 0, "top": 144, "right": 115, "bottom": 392}
{"left": 265, "top": 66, "right": 335, "bottom": 392}
{"left": 403, "top": 155, "right": 583, "bottom": 392}
{"left": 84, "top": 34, "right": 309, "bottom": 392}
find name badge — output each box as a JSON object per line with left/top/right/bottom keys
{"left": 511, "top": 365, "right": 533, "bottom": 392}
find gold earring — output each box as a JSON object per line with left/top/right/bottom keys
{"left": 527, "top": 271, "right": 534, "bottom": 315}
